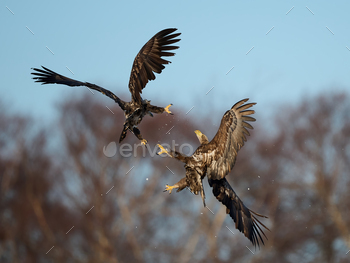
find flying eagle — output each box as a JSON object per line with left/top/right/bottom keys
{"left": 157, "top": 99, "right": 269, "bottom": 247}
{"left": 31, "top": 28, "right": 181, "bottom": 145}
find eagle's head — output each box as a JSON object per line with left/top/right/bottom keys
{"left": 142, "top": 99, "right": 151, "bottom": 105}
{"left": 141, "top": 99, "right": 153, "bottom": 117}
{"left": 194, "top": 130, "right": 209, "bottom": 145}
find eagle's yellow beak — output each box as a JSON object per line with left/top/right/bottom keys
{"left": 194, "top": 130, "right": 204, "bottom": 142}
{"left": 194, "top": 130, "right": 202, "bottom": 137}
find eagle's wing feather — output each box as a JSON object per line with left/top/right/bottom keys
{"left": 209, "top": 178, "right": 268, "bottom": 247}
{"left": 203, "top": 98, "right": 256, "bottom": 180}
{"left": 31, "top": 66, "right": 124, "bottom": 106}
{"left": 128, "top": 28, "right": 181, "bottom": 105}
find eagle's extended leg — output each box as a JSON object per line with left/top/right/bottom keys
{"left": 157, "top": 144, "right": 189, "bottom": 162}
{"left": 133, "top": 127, "right": 147, "bottom": 146}
{"left": 157, "top": 144, "right": 173, "bottom": 158}
{"left": 164, "top": 177, "right": 188, "bottom": 194}
{"left": 148, "top": 104, "right": 173, "bottom": 115}
{"left": 164, "top": 104, "right": 173, "bottom": 114}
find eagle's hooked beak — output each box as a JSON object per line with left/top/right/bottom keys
{"left": 194, "top": 130, "right": 202, "bottom": 140}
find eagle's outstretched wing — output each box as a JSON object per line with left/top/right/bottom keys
{"left": 128, "top": 28, "right": 181, "bottom": 105}
{"left": 208, "top": 178, "right": 268, "bottom": 247}
{"left": 202, "top": 98, "right": 256, "bottom": 180}
{"left": 31, "top": 66, "right": 124, "bottom": 107}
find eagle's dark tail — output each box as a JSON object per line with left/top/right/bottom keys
{"left": 208, "top": 178, "right": 269, "bottom": 248}
{"left": 119, "top": 125, "right": 129, "bottom": 143}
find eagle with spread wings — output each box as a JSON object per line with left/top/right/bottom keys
{"left": 31, "top": 28, "right": 180, "bottom": 145}
{"left": 157, "top": 98, "right": 269, "bottom": 247}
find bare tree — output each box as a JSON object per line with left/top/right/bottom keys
{"left": 0, "top": 102, "right": 76, "bottom": 263}
{"left": 1, "top": 92, "right": 349, "bottom": 263}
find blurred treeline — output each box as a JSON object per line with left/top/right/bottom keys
{"left": 0, "top": 92, "right": 349, "bottom": 263}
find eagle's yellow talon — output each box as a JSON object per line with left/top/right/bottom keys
{"left": 164, "top": 184, "right": 177, "bottom": 194}
{"left": 157, "top": 144, "right": 172, "bottom": 157}
{"left": 164, "top": 104, "right": 173, "bottom": 114}
{"left": 141, "top": 139, "right": 148, "bottom": 145}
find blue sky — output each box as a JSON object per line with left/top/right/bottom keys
{"left": 1, "top": 0, "right": 349, "bottom": 124}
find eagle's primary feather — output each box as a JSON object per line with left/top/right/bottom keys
{"left": 129, "top": 28, "right": 180, "bottom": 105}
